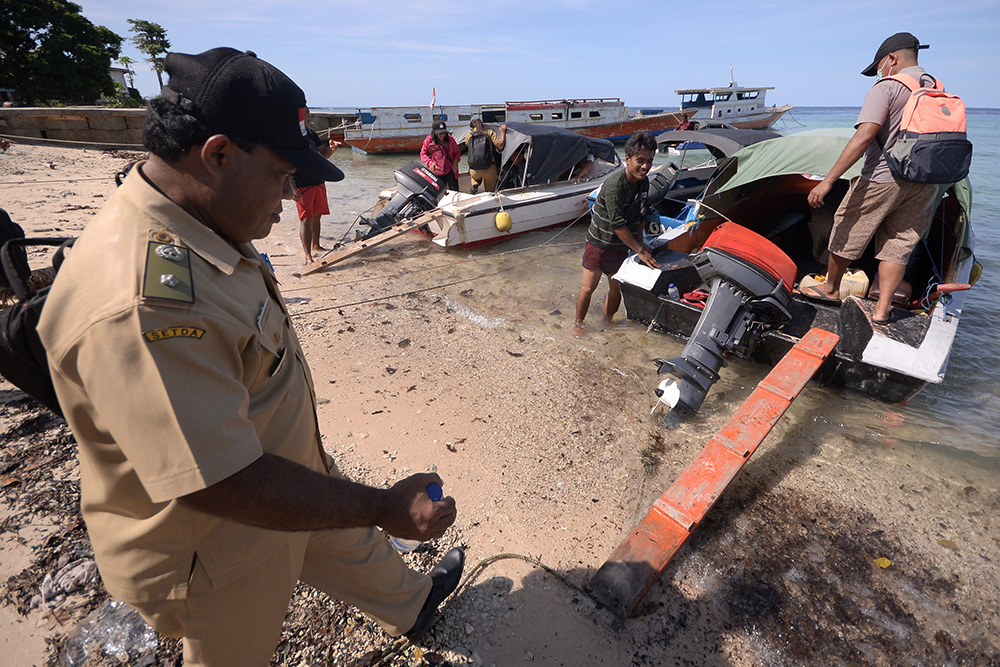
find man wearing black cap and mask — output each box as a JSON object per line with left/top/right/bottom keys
{"left": 37, "top": 48, "right": 463, "bottom": 665}
{"left": 805, "top": 32, "right": 940, "bottom": 324}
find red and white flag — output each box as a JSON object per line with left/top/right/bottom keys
{"left": 430, "top": 87, "right": 436, "bottom": 109}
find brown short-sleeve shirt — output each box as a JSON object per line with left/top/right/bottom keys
{"left": 38, "top": 165, "right": 328, "bottom": 602}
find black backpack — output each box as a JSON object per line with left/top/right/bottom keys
{"left": 467, "top": 132, "right": 494, "bottom": 170}
{"left": 0, "top": 209, "right": 74, "bottom": 416}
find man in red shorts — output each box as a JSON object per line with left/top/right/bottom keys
{"left": 574, "top": 132, "right": 660, "bottom": 337}
{"left": 294, "top": 107, "right": 342, "bottom": 263}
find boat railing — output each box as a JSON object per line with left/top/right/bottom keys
{"left": 506, "top": 98, "right": 622, "bottom": 109}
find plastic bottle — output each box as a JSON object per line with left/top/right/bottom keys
{"left": 667, "top": 283, "right": 680, "bottom": 300}
{"left": 388, "top": 483, "right": 444, "bottom": 554}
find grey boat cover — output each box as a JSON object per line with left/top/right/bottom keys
{"left": 495, "top": 122, "right": 618, "bottom": 186}
{"left": 656, "top": 128, "right": 779, "bottom": 160}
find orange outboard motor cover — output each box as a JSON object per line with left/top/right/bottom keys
{"left": 701, "top": 222, "right": 796, "bottom": 297}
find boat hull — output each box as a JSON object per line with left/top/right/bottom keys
{"left": 569, "top": 110, "right": 693, "bottom": 142}
{"left": 692, "top": 104, "right": 793, "bottom": 131}
{"left": 343, "top": 104, "right": 694, "bottom": 154}
{"left": 618, "top": 279, "right": 954, "bottom": 403}
{"left": 425, "top": 177, "right": 615, "bottom": 247}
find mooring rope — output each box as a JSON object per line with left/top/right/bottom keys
{"left": 372, "top": 551, "right": 587, "bottom": 667}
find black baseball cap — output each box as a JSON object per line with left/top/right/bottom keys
{"left": 161, "top": 47, "right": 343, "bottom": 181}
{"left": 433, "top": 120, "right": 448, "bottom": 133}
{"left": 861, "top": 32, "right": 929, "bottom": 77}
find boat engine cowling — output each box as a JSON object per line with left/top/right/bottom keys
{"left": 655, "top": 222, "right": 796, "bottom": 419}
{"left": 360, "top": 160, "right": 447, "bottom": 239}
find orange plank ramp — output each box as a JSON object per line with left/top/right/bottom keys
{"left": 293, "top": 215, "right": 430, "bottom": 277}
{"left": 587, "top": 327, "right": 839, "bottom": 617}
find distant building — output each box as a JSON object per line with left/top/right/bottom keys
{"left": 109, "top": 66, "right": 129, "bottom": 89}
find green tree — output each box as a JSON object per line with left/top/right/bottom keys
{"left": 0, "top": 0, "right": 123, "bottom": 106}
{"left": 127, "top": 19, "right": 170, "bottom": 90}
{"left": 117, "top": 55, "right": 136, "bottom": 88}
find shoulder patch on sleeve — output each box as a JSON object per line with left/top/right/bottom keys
{"left": 143, "top": 326, "right": 205, "bottom": 342}
{"left": 142, "top": 242, "right": 194, "bottom": 303}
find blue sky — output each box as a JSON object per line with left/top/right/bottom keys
{"left": 79, "top": 0, "right": 1000, "bottom": 109}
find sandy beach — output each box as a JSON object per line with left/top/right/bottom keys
{"left": 1, "top": 144, "right": 998, "bottom": 666}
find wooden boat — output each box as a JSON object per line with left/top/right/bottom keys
{"left": 367, "top": 122, "right": 622, "bottom": 247}
{"left": 342, "top": 99, "right": 693, "bottom": 154}
{"left": 614, "top": 130, "right": 977, "bottom": 404}
{"left": 675, "top": 84, "right": 792, "bottom": 130}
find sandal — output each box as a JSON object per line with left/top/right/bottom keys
{"left": 797, "top": 285, "right": 842, "bottom": 305}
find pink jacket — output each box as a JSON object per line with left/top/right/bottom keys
{"left": 420, "top": 134, "right": 461, "bottom": 177}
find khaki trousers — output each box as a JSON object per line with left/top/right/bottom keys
{"left": 131, "top": 527, "right": 431, "bottom": 666}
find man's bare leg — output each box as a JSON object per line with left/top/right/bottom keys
{"left": 575, "top": 268, "right": 603, "bottom": 337}
{"left": 309, "top": 216, "right": 326, "bottom": 253}
{"left": 600, "top": 277, "right": 622, "bottom": 329}
{"left": 812, "top": 251, "right": 851, "bottom": 299}
{"left": 299, "top": 217, "right": 314, "bottom": 264}
{"left": 873, "top": 260, "right": 905, "bottom": 322}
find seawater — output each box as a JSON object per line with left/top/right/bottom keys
{"left": 285, "top": 107, "right": 1000, "bottom": 459}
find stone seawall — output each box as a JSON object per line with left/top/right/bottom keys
{"left": 0, "top": 107, "right": 146, "bottom": 148}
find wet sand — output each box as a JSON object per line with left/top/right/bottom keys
{"left": 1, "top": 145, "right": 998, "bottom": 666}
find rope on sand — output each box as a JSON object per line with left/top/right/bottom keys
{"left": 373, "top": 552, "right": 586, "bottom": 667}
{"left": 288, "top": 212, "right": 591, "bottom": 316}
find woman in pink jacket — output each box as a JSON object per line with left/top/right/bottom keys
{"left": 420, "top": 120, "right": 461, "bottom": 191}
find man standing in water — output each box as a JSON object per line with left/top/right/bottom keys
{"left": 574, "top": 132, "right": 660, "bottom": 336}
{"left": 38, "top": 48, "right": 463, "bottom": 665}
{"left": 805, "top": 33, "right": 940, "bottom": 324}
{"left": 294, "top": 106, "right": 341, "bottom": 264}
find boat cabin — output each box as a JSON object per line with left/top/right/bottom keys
{"left": 675, "top": 86, "right": 773, "bottom": 122}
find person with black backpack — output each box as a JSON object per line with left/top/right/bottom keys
{"left": 463, "top": 118, "right": 506, "bottom": 193}
{"left": 804, "top": 32, "right": 969, "bottom": 325}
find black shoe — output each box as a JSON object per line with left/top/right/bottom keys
{"left": 404, "top": 547, "right": 465, "bottom": 642}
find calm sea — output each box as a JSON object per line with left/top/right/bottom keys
{"left": 296, "top": 107, "right": 999, "bottom": 459}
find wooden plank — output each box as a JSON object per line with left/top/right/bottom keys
{"left": 293, "top": 216, "right": 430, "bottom": 277}
{"left": 587, "top": 328, "right": 839, "bottom": 618}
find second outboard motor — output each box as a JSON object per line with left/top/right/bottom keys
{"left": 360, "top": 161, "right": 447, "bottom": 239}
{"left": 655, "top": 222, "right": 796, "bottom": 419}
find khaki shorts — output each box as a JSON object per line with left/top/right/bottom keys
{"left": 828, "top": 177, "right": 938, "bottom": 264}
{"left": 129, "top": 528, "right": 431, "bottom": 666}
{"left": 469, "top": 165, "right": 498, "bottom": 192}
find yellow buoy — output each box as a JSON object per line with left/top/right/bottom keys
{"left": 495, "top": 211, "right": 512, "bottom": 233}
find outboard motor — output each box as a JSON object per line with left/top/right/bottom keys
{"left": 360, "top": 160, "right": 447, "bottom": 239}
{"left": 655, "top": 222, "right": 796, "bottom": 419}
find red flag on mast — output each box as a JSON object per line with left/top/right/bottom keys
{"left": 430, "top": 87, "right": 436, "bottom": 109}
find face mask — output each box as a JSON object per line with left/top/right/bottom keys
{"left": 876, "top": 58, "right": 894, "bottom": 81}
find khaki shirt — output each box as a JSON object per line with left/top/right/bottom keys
{"left": 38, "top": 165, "right": 328, "bottom": 602}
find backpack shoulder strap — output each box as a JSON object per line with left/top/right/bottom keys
{"left": 883, "top": 73, "right": 920, "bottom": 91}
{"left": 884, "top": 72, "right": 942, "bottom": 91}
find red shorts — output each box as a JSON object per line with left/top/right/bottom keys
{"left": 582, "top": 242, "right": 629, "bottom": 275}
{"left": 295, "top": 184, "right": 329, "bottom": 221}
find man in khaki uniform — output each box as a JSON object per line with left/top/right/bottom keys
{"left": 37, "top": 48, "right": 463, "bottom": 666}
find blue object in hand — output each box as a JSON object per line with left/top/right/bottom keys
{"left": 426, "top": 483, "right": 443, "bottom": 502}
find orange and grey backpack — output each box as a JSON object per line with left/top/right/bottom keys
{"left": 881, "top": 73, "right": 972, "bottom": 184}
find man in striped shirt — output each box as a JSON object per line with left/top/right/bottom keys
{"left": 574, "top": 132, "right": 660, "bottom": 337}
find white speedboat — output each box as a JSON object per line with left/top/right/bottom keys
{"left": 364, "top": 122, "right": 622, "bottom": 248}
